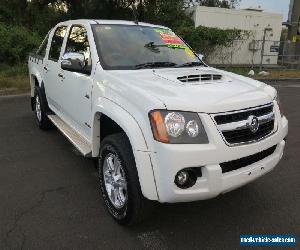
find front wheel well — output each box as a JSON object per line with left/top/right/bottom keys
{"left": 92, "top": 113, "right": 133, "bottom": 158}
{"left": 100, "top": 114, "right": 125, "bottom": 142}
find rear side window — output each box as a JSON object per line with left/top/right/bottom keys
{"left": 48, "top": 26, "right": 67, "bottom": 61}
{"left": 36, "top": 33, "right": 49, "bottom": 57}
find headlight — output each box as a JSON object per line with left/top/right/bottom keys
{"left": 164, "top": 112, "right": 185, "bottom": 137}
{"left": 149, "top": 110, "right": 208, "bottom": 144}
{"left": 186, "top": 120, "right": 199, "bottom": 138}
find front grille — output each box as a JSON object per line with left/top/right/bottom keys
{"left": 220, "top": 145, "right": 277, "bottom": 173}
{"left": 215, "top": 105, "right": 273, "bottom": 125}
{"left": 222, "top": 120, "right": 274, "bottom": 144}
{"left": 212, "top": 104, "right": 275, "bottom": 145}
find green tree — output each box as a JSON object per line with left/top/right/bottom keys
{"left": 0, "top": 0, "right": 28, "bottom": 24}
{"left": 0, "top": 0, "right": 245, "bottom": 64}
{"left": 0, "top": 23, "right": 41, "bottom": 64}
{"left": 185, "top": 0, "right": 241, "bottom": 8}
{"left": 138, "top": 0, "right": 193, "bottom": 29}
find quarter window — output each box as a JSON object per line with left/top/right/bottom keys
{"left": 48, "top": 26, "right": 67, "bottom": 61}
{"left": 37, "top": 33, "right": 49, "bottom": 57}
{"left": 64, "top": 26, "right": 92, "bottom": 72}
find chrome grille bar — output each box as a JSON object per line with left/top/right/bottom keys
{"left": 211, "top": 103, "right": 276, "bottom": 146}
{"left": 218, "top": 112, "right": 275, "bottom": 132}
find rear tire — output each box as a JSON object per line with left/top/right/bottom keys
{"left": 98, "top": 133, "right": 153, "bottom": 225}
{"left": 33, "top": 87, "right": 52, "bottom": 130}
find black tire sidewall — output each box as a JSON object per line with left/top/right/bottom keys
{"left": 99, "top": 143, "right": 131, "bottom": 222}
{"left": 34, "top": 88, "right": 42, "bottom": 126}
{"left": 98, "top": 135, "right": 144, "bottom": 225}
{"left": 34, "top": 87, "right": 51, "bottom": 129}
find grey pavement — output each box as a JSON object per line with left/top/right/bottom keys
{"left": 0, "top": 81, "right": 299, "bottom": 249}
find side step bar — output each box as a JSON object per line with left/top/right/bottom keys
{"left": 48, "top": 114, "right": 92, "bottom": 157}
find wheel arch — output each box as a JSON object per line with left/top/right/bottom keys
{"left": 91, "top": 100, "right": 149, "bottom": 157}
{"left": 91, "top": 99, "right": 159, "bottom": 201}
{"left": 30, "top": 75, "right": 49, "bottom": 113}
{"left": 29, "top": 68, "right": 43, "bottom": 97}
{"left": 30, "top": 74, "right": 39, "bottom": 97}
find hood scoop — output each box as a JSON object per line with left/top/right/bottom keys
{"left": 177, "top": 74, "right": 223, "bottom": 83}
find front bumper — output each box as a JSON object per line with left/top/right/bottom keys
{"left": 149, "top": 112, "right": 288, "bottom": 203}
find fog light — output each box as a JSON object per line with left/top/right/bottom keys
{"left": 175, "top": 169, "right": 197, "bottom": 189}
{"left": 176, "top": 171, "right": 189, "bottom": 186}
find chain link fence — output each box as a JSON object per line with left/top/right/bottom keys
{"left": 278, "top": 40, "right": 300, "bottom": 69}
{"left": 205, "top": 39, "right": 300, "bottom": 69}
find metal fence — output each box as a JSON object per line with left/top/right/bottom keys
{"left": 206, "top": 39, "right": 300, "bottom": 69}
{"left": 278, "top": 40, "right": 300, "bottom": 69}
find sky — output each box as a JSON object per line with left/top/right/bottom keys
{"left": 239, "top": 0, "right": 291, "bottom": 20}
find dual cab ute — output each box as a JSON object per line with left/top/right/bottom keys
{"left": 28, "top": 19, "right": 288, "bottom": 225}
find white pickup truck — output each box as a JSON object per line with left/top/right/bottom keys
{"left": 28, "top": 19, "right": 288, "bottom": 225}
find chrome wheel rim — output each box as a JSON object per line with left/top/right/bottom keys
{"left": 35, "top": 95, "right": 42, "bottom": 122}
{"left": 103, "top": 153, "right": 128, "bottom": 209}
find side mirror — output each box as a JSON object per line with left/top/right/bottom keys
{"left": 61, "top": 52, "right": 86, "bottom": 72}
{"left": 197, "top": 53, "right": 204, "bottom": 61}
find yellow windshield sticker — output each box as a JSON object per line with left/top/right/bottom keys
{"left": 185, "top": 48, "right": 195, "bottom": 58}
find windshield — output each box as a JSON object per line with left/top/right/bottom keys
{"left": 92, "top": 24, "right": 204, "bottom": 70}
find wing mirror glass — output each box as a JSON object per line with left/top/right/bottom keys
{"left": 197, "top": 53, "right": 204, "bottom": 61}
{"left": 61, "top": 52, "right": 87, "bottom": 73}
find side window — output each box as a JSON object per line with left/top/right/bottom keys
{"left": 65, "top": 26, "right": 92, "bottom": 72}
{"left": 48, "top": 26, "right": 67, "bottom": 61}
{"left": 36, "top": 33, "right": 49, "bottom": 57}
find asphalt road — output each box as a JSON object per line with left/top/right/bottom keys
{"left": 0, "top": 81, "right": 299, "bottom": 250}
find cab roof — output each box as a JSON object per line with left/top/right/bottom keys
{"left": 56, "top": 19, "right": 169, "bottom": 30}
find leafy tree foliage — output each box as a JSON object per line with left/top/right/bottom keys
{"left": 185, "top": 0, "right": 240, "bottom": 8}
{"left": 0, "top": 0, "right": 243, "bottom": 64}
{"left": 176, "top": 25, "right": 246, "bottom": 55}
{"left": 0, "top": 0, "right": 240, "bottom": 33}
{"left": 0, "top": 23, "right": 41, "bottom": 64}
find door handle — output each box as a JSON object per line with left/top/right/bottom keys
{"left": 43, "top": 66, "right": 48, "bottom": 71}
{"left": 58, "top": 73, "right": 65, "bottom": 79}
{"left": 84, "top": 94, "right": 90, "bottom": 99}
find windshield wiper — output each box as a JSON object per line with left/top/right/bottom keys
{"left": 144, "top": 42, "right": 181, "bottom": 53}
{"left": 134, "top": 62, "right": 177, "bottom": 69}
{"left": 144, "top": 42, "right": 168, "bottom": 48}
{"left": 175, "top": 61, "right": 204, "bottom": 68}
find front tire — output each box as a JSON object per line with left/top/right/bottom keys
{"left": 98, "top": 133, "right": 153, "bottom": 225}
{"left": 34, "top": 87, "right": 52, "bottom": 130}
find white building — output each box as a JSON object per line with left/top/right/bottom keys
{"left": 191, "top": 6, "right": 283, "bottom": 65}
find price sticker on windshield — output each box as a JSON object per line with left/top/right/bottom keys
{"left": 154, "top": 29, "right": 185, "bottom": 47}
{"left": 185, "top": 48, "right": 195, "bottom": 58}
{"left": 154, "top": 29, "right": 195, "bottom": 57}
